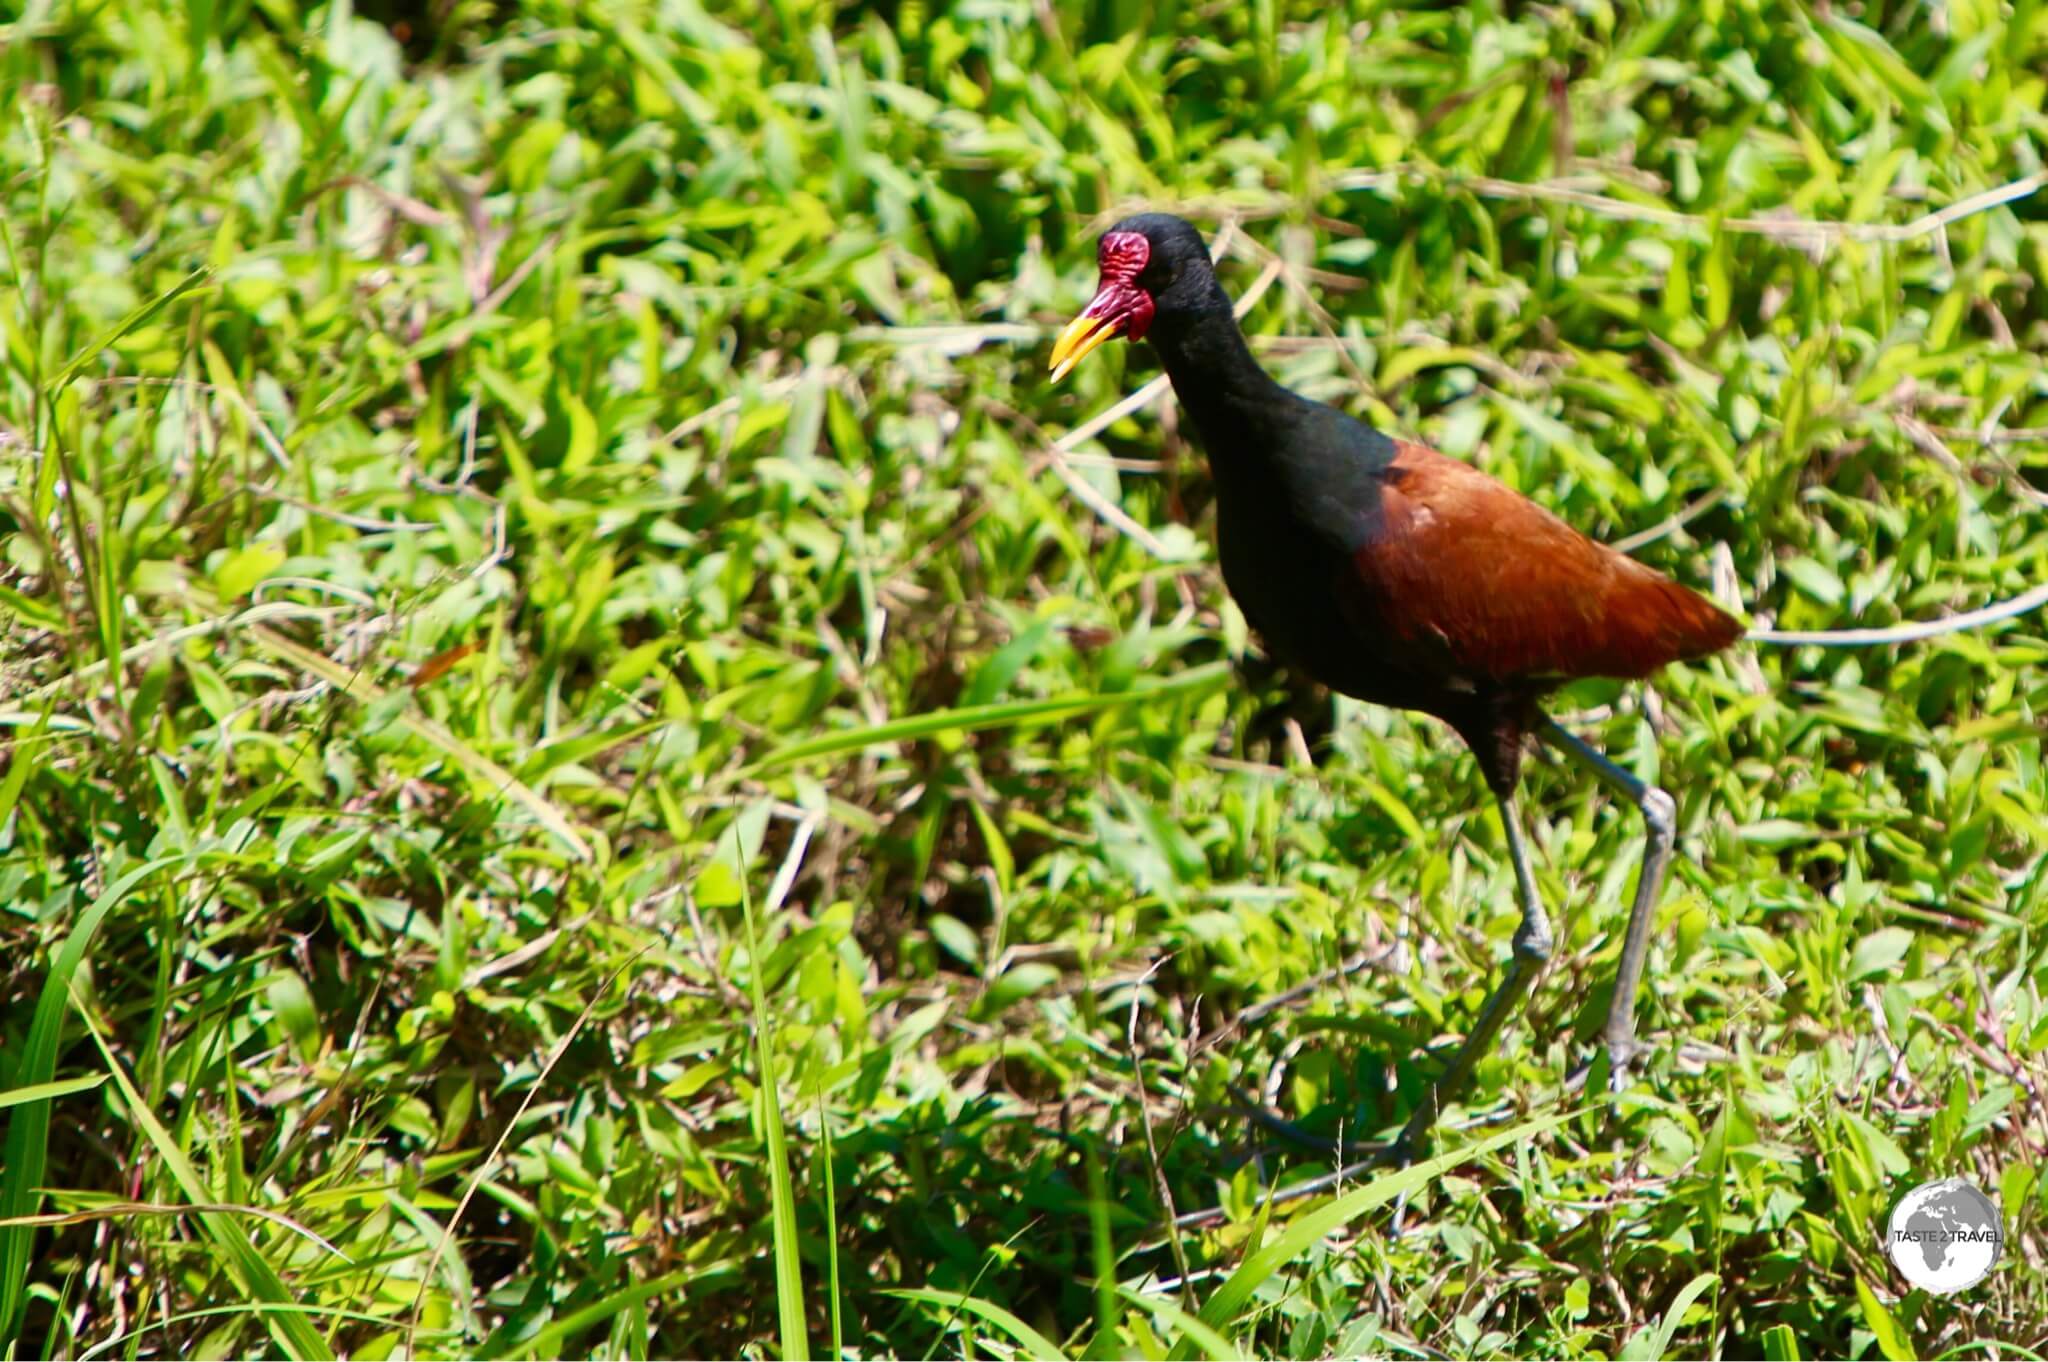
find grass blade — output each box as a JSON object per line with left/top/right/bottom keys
{"left": 0, "top": 1074, "right": 108, "bottom": 1112}
{"left": 1086, "top": 1147, "right": 1116, "bottom": 1359}
{"left": 1622, "top": 1272, "right": 1718, "bottom": 1360}
{"left": 750, "top": 662, "right": 1231, "bottom": 771}
{"left": 735, "top": 828, "right": 809, "bottom": 1361}
{"left": 1761, "top": 1322, "right": 1802, "bottom": 1360}
{"left": 0, "top": 706, "right": 52, "bottom": 832}
{"left": 1122, "top": 1286, "right": 1228, "bottom": 1359}
{"left": 79, "top": 1012, "right": 334, "bottom": 1360}
{"left": 885, "top": 1287, "right": 1067, "bottom": 1361}
{"left": 1177, "top": 1111, "right": 1575, "bottom": 1358}
{"left": 249, "top": 626, "right": 593, "bottom": 863}
{"left": 0, "top": 856, "right": 183, "bottom": 1349}
{"left": 1115, "top": 1287, "right": 1237, "bottom": 1361}
{"left": 44, "top": 268, "right": 211, "bottom": 392}
{"left": 76, "top": 1305, "right": 405, "bottom": 1362}
{"left": 483, "top": 1263, "right": 745, "bottom": 1361}
{"left": 817, "top": 1087, "right": 843, "bottom": 1362}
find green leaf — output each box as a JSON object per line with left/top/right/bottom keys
{"left": 964, "top": 617, "right": 1055, "bottom": 707}
{"left": 0, "top": 1073, "right": 108, "bottom": 1112}
{"left": 250, "top": 627, "right": 592, "bottom": 863}
{"left": 733, "top": 834, "right": 808, "bottom": 1362}
{"left": 885, "top": 1288, "right": 1067, "bottom": 1361}
{"left": 486, "top": 1265, "right": 745, "bottom": 1361}
{"left": 264, "top": 970, "right": 321, "bottom": 1064}
{"left": 975, "top": 962, "right": 1060, "bottom": 1019}
{"left": 1855, "top": 1277, "right": 1915, "bottom": 1362}
{"left": 1850, "top": 928, "right": 1915, "bottom": 980}
{"left": 83, "top": 1018, "right": 336, "bottom": 1361}
{"left": 1779, "top": 556, "right": 1846, "bottom": 608}
{"left": 0, "top": 708, "right": 52, "bottom": 834}
{"left": 213, "top": 541, "right": 287, "bottom": 601}
{"left": 1621, "top": 1273, "right": 1717, "bottom": 1360}
{"left": 1175, "top": 1110, "right": 1575, "bottom": 1358}
{"left": 44, "top": 268, "right": 212, "bottom": 392}
{"left": 750, "top": 663, "right": 1231, "bottom": 771}
{"left": 928, "top": 913, "right": 983, "bottom": 969}
{"left": 1, "top": 858, "right": 184, "bottom": 1348}
{"left": 1116, "top": 1286, "right": 1236, "bottom": 1361}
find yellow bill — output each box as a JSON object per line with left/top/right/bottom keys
{"left": 1048, "top": 313, "right": 1116, "bottom": 383}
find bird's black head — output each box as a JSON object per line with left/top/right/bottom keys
{"left": 1049, "top": 213, "right": 1222, "bottom": 382}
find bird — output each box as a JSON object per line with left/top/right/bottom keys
{"left": 1049, "top": 212, "right": 1744, "bottom": 1161}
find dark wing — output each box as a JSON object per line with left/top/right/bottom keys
{"left": 1343, "top": 441, "right": 1743, "bottom": 685}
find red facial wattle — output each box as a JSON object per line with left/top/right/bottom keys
{"left": 1049, "top": 231, "right": 1156, "bottom": 381}
{"left": 1089, "top": 231, "right": 1155, "bottom": 341}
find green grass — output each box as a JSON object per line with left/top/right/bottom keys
{"left": 3, "top": 0, "right": 2047, "bottom": 1356}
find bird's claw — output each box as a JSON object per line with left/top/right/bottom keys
{"left": 1389, "top": 1188, "right": 1416, "bottom": 1238}
{"left": 1373, "top": 1136, "right": 1423, "bottom": 1236}
{"left": 1604, "top": 1033, "right": 1642, "bottom": 1096}
{"left": 1607, "top": 1055, "right": 1634, "bottom": 1096}
{"left": 1230, "top": 1085, "right": 1383, "bottom": 1157}
{"left": 1562, "top": 1035, "right": 1645, "bottom": 1099}
{"left": 1371, "top": 1132, "right": 1420, "bottom": 1170}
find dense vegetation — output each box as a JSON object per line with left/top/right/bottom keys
{"left": 3, "top": 0, "right": 2047, "bottom": 1355}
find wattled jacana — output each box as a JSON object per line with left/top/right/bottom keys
{"left": 1049, "top": 213, "right": 1743, "bottom": 1160}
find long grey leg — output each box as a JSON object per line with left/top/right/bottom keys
{"left": 1394, "top": 792, "right": 1552, "bottom": 1158}
{"left": 1536, "top": 716, "right": 1678, "bottom": 1093}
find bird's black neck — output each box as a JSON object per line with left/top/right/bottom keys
{"left": 1145, "top": 288, "right": 1303, "bottom": 464}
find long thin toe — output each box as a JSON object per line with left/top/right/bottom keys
{"left": 1606, "top": 1037, "right": 1637, "bottom": 1096}
{"left": 1232, "top": 1085, "right": 1381, "bottom": 1156}
{"left": 1376, "top": 1132, "right": 1420, "bottom": 1170}
{"left": 1389, "top": 1188, "right": 1414, "bottom": 1238}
